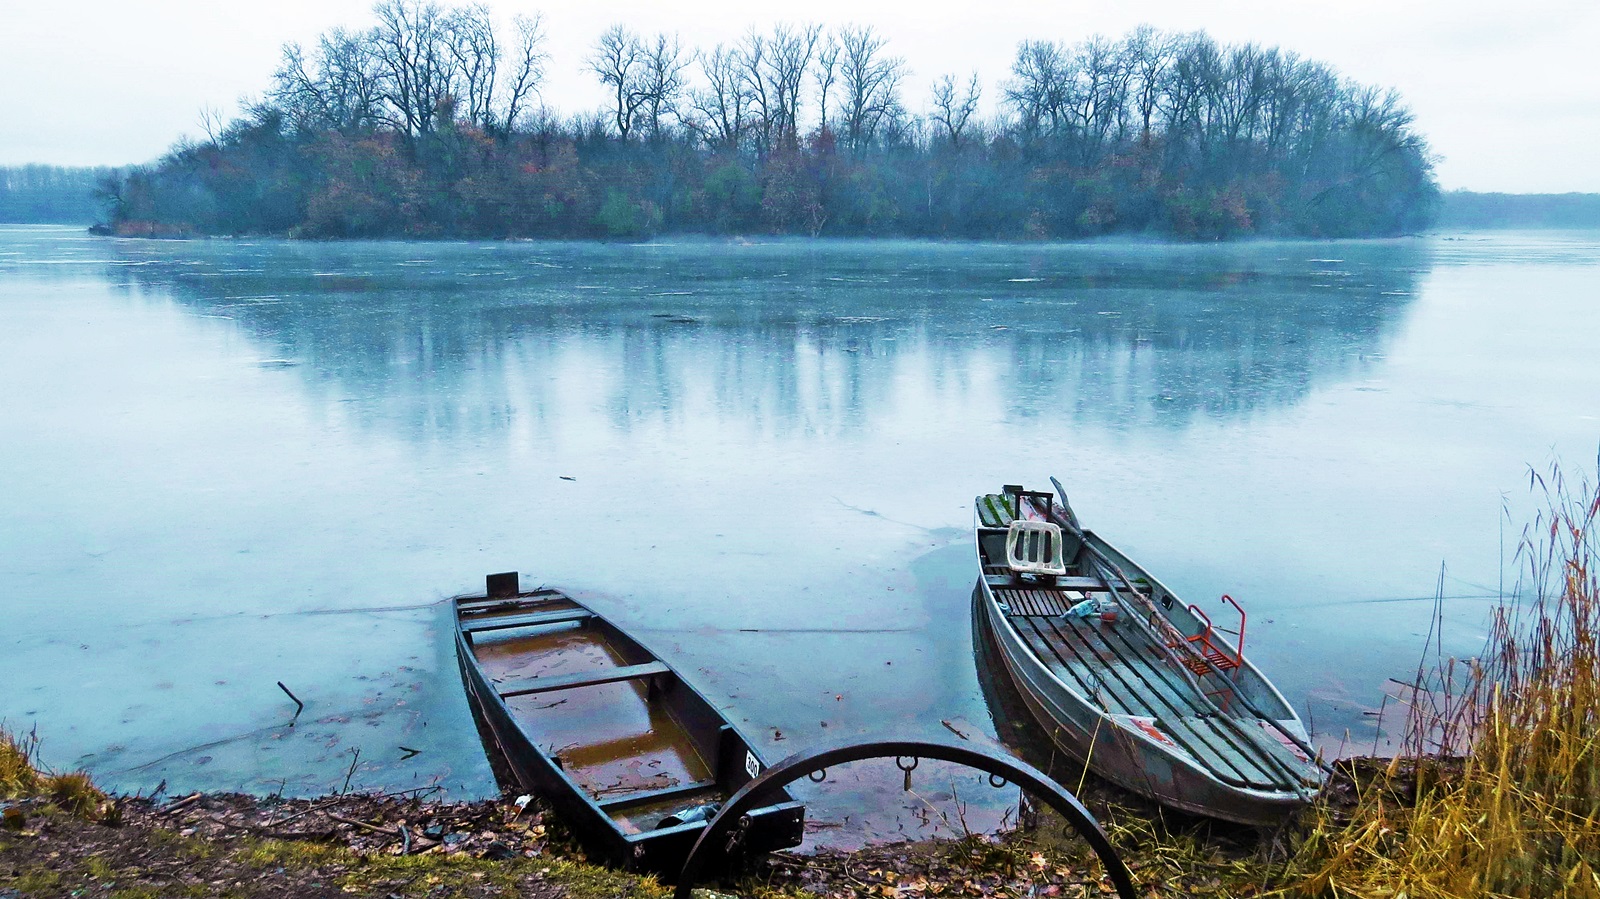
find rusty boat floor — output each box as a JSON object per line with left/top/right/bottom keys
{"left": 453, "top": 576, "right": 804, "bottom": 873}
{"left": 466, "top": 595, "right": 716, "bottom": 833}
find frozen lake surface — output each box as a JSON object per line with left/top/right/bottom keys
{"left": 2, "top": 225, "right": 1596, "bottom": 841}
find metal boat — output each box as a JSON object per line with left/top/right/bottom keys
{"left": 972, "top": 483, "right": 1325, "bottom": 825}
{"left": 453, "top": 572, "right": 804, "bottom": 875}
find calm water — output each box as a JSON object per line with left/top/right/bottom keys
{"left": 2, "top": 226, "right": 1597, "bottom": 839}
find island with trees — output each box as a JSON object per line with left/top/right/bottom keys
{"left": 95, "top": 1, "right": 1440, "bottom": 241}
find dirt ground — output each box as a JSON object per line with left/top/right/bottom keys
{"left": 0, "top": 773, "right": 1306, "bottom": 899}
{"left": 0, "top": 790, "right": 608, "bottom": 899}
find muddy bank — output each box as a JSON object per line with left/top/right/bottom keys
{"left": 0, "top": 771, "right": 1321, "bottom": 899}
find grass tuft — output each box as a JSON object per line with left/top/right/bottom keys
{"left": 49, "top": 769, "right": 109, "bottom": 819}
{"left": 1, "top": 724, "right": 114, "bottom": 823}
{"left": 0, "top": 725, "right": 44, "bottom": 798}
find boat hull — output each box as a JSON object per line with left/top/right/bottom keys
{"left": 973, "top": 582, "right": 1310, "bottom": 826}
{"left": 452, "top": 580, "right": 804, "bottom": 876}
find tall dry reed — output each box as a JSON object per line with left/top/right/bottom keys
{"left": 1287, "top": 463, "right": 1600, "bottom": 898}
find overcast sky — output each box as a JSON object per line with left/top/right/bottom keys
{"left": 4, "top": 0, "right": 1597, "bottom": 192}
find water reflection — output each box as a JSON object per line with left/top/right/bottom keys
{"left": 9, "top": 224, "right": 1505, "bottom": 845}
{"left": 100, "top": 238, "right": 1427, "bottom": 440}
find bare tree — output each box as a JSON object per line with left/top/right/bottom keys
{"left": 1157, "top": 31, "right": 1221, "bottom": 156}
{"left": 812, "top": 35, "right": 840, "bottom": 134}
{"left": 1005, "top": 40, "right": 1069, "bottom": 139}
{"left": 443, "top": 3, "right": 499, "bottom": 133}
{"left": 272, "top": 28, "right": 386, "bottom": 134}
{"left": 929, "top": 72, "right": 980, "bottom": 146}
{"left": 370, "top": 0, "right": 456, "bottom": 137}
{"left": 499, "top": 14, "right": 546, "bottom": 134}
{"left": 732, "top": 30, "right": 771, "bottom": 151}
{"left": 1121, "top": 25, "right": 1173, "bottom": 146}
{"left": 837, "top": 25, "right": 905, "bottom": 152}
{"left": 1071, "top": 35, "right": 1133, "bottom": 163}
{"left": 764, "top": 24, "right": 822, "bottom": 148}
{"left": 689, "top": 43, "right": 748, "bottom": 152}
{"left": 198, "top": 105, "right": 226, "bottom": 145}
{"left": 588, "top": 25, "right": 647, "bottom": 140}
{"left": 1214, "top": 42, "right": 1272, "bottom": 149}
{"left": 1340, "top": 84, "right": 1427, "bottom": 177}
{"left": 637, "top": 33, "right": 690, "bottom": 141}
{"left": 1281, "top": 59, "right": 1340, "bottom": 171}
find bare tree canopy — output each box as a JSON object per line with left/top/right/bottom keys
{"left": 271, "top": 1, "right": 544, "bottom": 139}
{"left": 929, "top": 72, "right": 980, "bottom": 147}
{"left": 588, "top": 25, "right": 647, "bottom": 140}
{"left": 637, "top": 33, "right": 690, "bottom": 141}
{"left": 837, "top": 25, "right": 906, "bottom": 153}
{"left": 687, "top": 43, "right": 749, "bottom": 153}
{"left": 728, "top": 25, "right": 823, "bottom": 156}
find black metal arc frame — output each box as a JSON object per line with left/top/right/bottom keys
{"left": 671, "top": 737, "right": 1137, "bottom": 899}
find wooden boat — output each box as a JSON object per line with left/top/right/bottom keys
{"left": 972, "top": 482, "right": 1326, "bottom": 825}
{"left": 452, "top": 572, "right": 805, "bottom": 875}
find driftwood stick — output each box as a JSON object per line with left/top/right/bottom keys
{"left": 161, "top": 793, "right": 204, "bottom": 816}
{"left": 277, "top": 682, "right": 305, "bottom": 722}
{"left": 328, "top": 813, "right": 400, "bottom": 836}
{"left": 340, "top": 748, "right": 362, "bottom": 794}
{"left": 264, "top": 797, "right": 346, "bottom": 828}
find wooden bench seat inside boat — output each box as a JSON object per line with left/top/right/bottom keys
{"left": 461, "top": 608, "right": 595, "bottom": 634}
{"left": 497, "top": 661, "right": 671, "bottom": 697}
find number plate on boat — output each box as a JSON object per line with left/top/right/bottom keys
{"left": 745, "top": 751, "right": 760, "bottom": 779}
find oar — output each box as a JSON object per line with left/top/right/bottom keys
{"left": 1041, "top": 479, "right": 1334, "bottom": 781}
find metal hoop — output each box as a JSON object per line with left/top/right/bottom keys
{"left": 988, "top": 772, "right": 1008, "bottom": 789}
{"left": 895, "top": 755, "right": 920, "bottom": 772}
{"left": 671, "top": 737, "right": 1136, "bottom": 899}
{"left": 807, "top": 769, "right": 827, "bottom": 783}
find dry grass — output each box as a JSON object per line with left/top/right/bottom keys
{"left": 1, "top": 724, "right": 111, "bottom": 822}
{"left": 0, "top": 725, "right": 44, "bottom": 799}
{"left": 1283, "top": 463, "right": 1600, "bottom": 898}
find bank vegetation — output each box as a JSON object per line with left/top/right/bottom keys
{"left": 98, "top": 1, "right": 1438, "bottom": 241}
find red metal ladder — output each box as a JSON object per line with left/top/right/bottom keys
{"left": 1171, "top": 595, "right": 1246, "bottom": 708}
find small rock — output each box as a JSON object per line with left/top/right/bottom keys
{"left": 1, "top": 806, "right": 25, "bottom": 831}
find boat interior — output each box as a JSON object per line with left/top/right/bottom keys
{"left": 457, "top": 586, "right": 737, "bottom": 834}
{"left": 976, "top": 491, "right": 1320, "bottom": 793}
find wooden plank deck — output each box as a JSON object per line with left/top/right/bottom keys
{"left": 1001, "top": 594, "right": 1304, "bottom": 791}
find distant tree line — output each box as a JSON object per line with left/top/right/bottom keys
{"left": 1437, "top": 191, "right": 1600, "bottom": 229}
{"left": 99, "top": 1, "right": 1439, "bottom": 241}
{"left": 0, "top": 166, "right": 117, "bottom": 223}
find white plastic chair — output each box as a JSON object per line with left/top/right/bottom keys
{"left": 1005, "top": 519, "right": 1066, "bottom": 576}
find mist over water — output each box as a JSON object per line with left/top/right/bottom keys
{"left": 2, "top": 226, "right": 1596, "bottom": 841}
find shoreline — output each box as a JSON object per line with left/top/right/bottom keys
{"left": 0, "top": 774, "right": 1304, "bottom": 898}
{"left": 85, "top": 221, "right": 1436, "bottom": 246}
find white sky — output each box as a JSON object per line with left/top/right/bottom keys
{"left": 3, "top": 0, "right": 1597, "bottom": 192}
